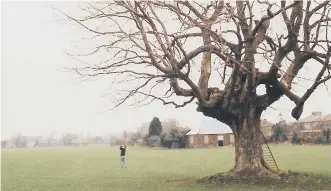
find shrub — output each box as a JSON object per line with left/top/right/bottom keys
{"left": 291, "top": 132, "right": 301, "bottom": 145}
{"left": 314, "top": 136, "right": 324, "bottom": 144}
{"left": 323, "top": 128, "right": 331, "bottom": 143}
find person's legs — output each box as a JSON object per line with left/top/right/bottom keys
{"left": 120, "top": 156, "right": 127, "bottom": 168}
{"left": 122, "top": 156, "right": 127, "bottom": 168}
{"left": 120, "top": 156, "right": 124, "bottom": 168}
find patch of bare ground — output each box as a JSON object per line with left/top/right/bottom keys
{"left": 165, "top": 179, "right": 191, "bottom": 184}
{"left": 197, "top": 171, "right": 331, "bottom": 190}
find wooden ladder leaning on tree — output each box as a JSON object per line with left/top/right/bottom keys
{"left": 260, "top": 130, "right": 280, "bottom": 172}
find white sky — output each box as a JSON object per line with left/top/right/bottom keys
{"left": 1, "top": 1, "right": 331, "bottom": 140}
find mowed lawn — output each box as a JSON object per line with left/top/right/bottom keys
{"left": 2, "top": 145, "right": 331, "bottom": 191}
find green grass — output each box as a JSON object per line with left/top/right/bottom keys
{"left": 2, "top": 144, "right": 331, "bottom": 191}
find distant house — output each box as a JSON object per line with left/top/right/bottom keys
{"left": 260, "top": 119, "right": 274, "bottom": 139}
{"left": 24, "top": 136, "right": 42, "bottom": 148}
{"left": 71, "top": 139, "right": 88, "bottom": 147}
{"left": 292, "top": 112, "right": 331, "bottom": 141}
{"left": 137, "top": 122, "right": 150, "bottom": 136}
{"left": 186, "top": 119, "right": 234, "bottom": 148}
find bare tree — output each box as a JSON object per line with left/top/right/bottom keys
{"left": 47, "top": 132, "right": 55, "bottom": 146}
{"left": 59, "top": 1, "right": 331, "bottom": 178}
{"left": 12, "top": 133, "right": 28, "bottom": 148}
{"left": 1, "top": 140, "right": 8, "bottom": 148}
{"left": 61, "top": 133, "right": 77, "bottom": 146}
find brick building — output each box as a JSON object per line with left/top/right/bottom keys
{"left": 186, "top": 119, "right": 234, "bottom": 148}
{"left": 291, "top": 112, "right": 331, "bottom": 142}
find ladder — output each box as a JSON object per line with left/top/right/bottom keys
{"left": 261, "top": 131, "right": 280, "bottom": 171}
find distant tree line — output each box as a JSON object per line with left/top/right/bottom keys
{"left": 1, "top": 132, "right": 125, "bottom": 148}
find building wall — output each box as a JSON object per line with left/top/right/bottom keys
{"left": 223, "top": 134, "right": 233, "bottom": 146}
{"left": 292, "top": 120, "right": 331, "bottom": 141}
{"left": 293, "top": 120, "right": 331, "bottom": 130}
{"left": 187, "top": 133, "right": 234, "bottom": 148}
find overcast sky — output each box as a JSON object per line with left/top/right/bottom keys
{"left": 1, "top": 2, "right": 331, "bottom": 140}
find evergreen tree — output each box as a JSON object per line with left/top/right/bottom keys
{"left": 272, "top": 124, "right": 287, "bottom": 143}
{"left": 149, "top": 117, "right": 162, "bottom": 136}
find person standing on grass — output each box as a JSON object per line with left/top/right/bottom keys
{"left": 119, "top": 144, "right": 127, "bottom": 168}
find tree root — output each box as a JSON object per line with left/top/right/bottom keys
{"left": 198, "top": 169, "right": 280, "bottom": 185}
{"left": 197, "top": 170, "right": 331, "bottom": 190}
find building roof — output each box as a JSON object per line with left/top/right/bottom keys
{"left": 187, "top": 118, "right": 232, "bottom": 135}
{"left": 296, "top": 112, "right": 331, "bottom": 123}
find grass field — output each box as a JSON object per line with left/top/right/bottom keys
{"left": 2, "top": 144, "right": 331, "bottom": 191}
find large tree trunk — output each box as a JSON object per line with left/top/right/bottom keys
{"left": 202, "top": 103, "right": 279, "bottom": 179}
{"left": 229, "top": 106, "right": 278, "bottom": 178}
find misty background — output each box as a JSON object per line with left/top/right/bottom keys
{"left": 2, "top": 1, "right": 331, "bottom": 140}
